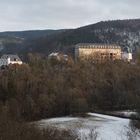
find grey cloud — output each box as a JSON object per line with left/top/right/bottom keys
{"left": 0, "top": 0, "right": 139, "bottom": 31}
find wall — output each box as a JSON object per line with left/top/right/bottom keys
{"left": 10, "top": 61, "right": 23, "bottom": 65}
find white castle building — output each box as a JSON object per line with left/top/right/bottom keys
{"left": 0, "top": 54, "right": 23, "bottom": 66}
{"left": 75, "top": 43, "right": 133, "bottom": 62}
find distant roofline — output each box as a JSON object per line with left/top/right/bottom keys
{"left": 75, "top": 43, "right": 121, "bottom": 49}
{"left": 76, "top": 43, "right": 120, "bottom": 46}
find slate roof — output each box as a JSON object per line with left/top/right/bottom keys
{"left": 1, "top": 54, "right": 22, "bottom": 61}
{"left": 75, "top": 43, "right": 121, "bottom": 49}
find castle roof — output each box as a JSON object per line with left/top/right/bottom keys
{"left": 75, "top": 43, "right": 121, "bottom": 49}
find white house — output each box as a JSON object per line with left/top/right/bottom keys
{"left": 121, "top": 47, "right": 133, "bottom": 62}
{"left": 0, "top": 54, "right": 23, "bottom": 66}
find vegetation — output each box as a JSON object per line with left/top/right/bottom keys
{"left": 0, "top": 54, "right": 140, "bottom": 121}
{"left": 0, "top": 108, "right": 76, "bottom": 140}
{"left": 0, "top": 53, "right": 140, "bottom": 139}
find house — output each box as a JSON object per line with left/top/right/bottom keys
{"left": 75, "top": 43, "right": 122, "bottom": 60}
{"left": 48, "top": 52, "right": 68, "bottom": 61}
{"left": 0, "top": 54, "right": 23, "bottom": 66}
{"left": 121, "top": 47, "right": 133, "bottom": 62}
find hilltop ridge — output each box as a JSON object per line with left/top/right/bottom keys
{"left": 0, "top": 19, "right": 140, "bottom": 55}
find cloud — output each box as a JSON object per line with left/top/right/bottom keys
{"left": 0, "top": 0, "right": 139, "bottom": 31}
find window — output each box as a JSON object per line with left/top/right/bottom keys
{"left": 110, "top": 53, "right": 113, "bottom": 59}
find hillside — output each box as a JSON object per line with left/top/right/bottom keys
{"left": 0, "top": 29, "right": 65, "bottom": 40}
{"left": 0, "top": 19, "right": 140, "bottom": 55}
{"left": 0, "top": 29, "right": 65, "bottom": 55}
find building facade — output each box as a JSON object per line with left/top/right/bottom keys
{"left": 0, "top": 54, "right": 23, "bottom": 66}
{"left": 75, "top": 43, "right": 122, "bottom": 61}
{"left": 121, "top": 47, "right": 133, "bottom": 62}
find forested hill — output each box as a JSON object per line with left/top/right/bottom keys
{"left": 0, "top": 19, "right": 140, "bottom": 55}
{"left": 0, "top": 29, "right": 65, "bottom": 54}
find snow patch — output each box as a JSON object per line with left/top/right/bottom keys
{"left": 35, "top": 113, "right": 140, "bottom": 140}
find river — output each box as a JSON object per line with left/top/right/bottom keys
{"left": 35, "top": 113, "right": 139, "bottom": 140}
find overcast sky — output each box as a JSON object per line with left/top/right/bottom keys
{"left": 0, "top": 0, "right": 139, "bottom": 31}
